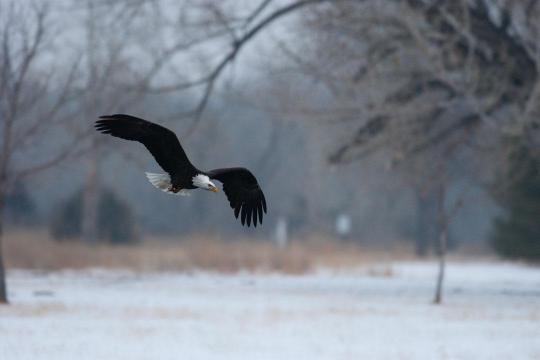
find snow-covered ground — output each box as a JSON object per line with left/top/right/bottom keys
{"left": 1, "top": 261, "right": 539, "bottom": 360}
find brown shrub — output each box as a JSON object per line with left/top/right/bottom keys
{"left": 4, "top": 230, "right": 416, "bottom": 273}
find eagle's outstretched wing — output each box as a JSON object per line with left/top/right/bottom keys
{"left": 207, "top": 167, "right": 267, "bottom": 227}
{"left": 95, "top": 114, "right": 196, "bottom": 176}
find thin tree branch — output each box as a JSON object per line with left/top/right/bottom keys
{"left": 153, "top": 0, "right": 347, "bottom": 136}
{"left": 242, "top": 0, "right": 274, "bottom": 30}
{"left": 14, "top": 129, "right": 93, "bottom": 182}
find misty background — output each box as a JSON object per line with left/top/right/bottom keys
{"left": 1, "top": 0, "right": 539, "bottom": 255}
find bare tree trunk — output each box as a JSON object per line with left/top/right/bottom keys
{"left": 0, "top": 190, "right": 8, "bottom": 304}
{"left": 81, "top": 0, "right": 100, "bottom": 244}
{"left": 433, "top": 184, "right": 448, "bottom": 305}
{"left": 0, "top": 141, "right": 9, "bottom": 303}
{"left": 82, "top": 143, "right": 100, "bottom": 244}
{"left": 415, "top": 190, "right": 437, "bottom": 256}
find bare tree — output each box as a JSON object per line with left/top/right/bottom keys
{"left": 223, "top": 0, "right": 539, "bottom": 302}
{"left": 0, "top": 2, "right": 84, "bottom": 303}
{"left": 144, "top": 0, "right": 341, "bottom": 135}
{"left": 68, "top": 0, "right": 350, "bottom": 240}
{"left": 288, "top": 0, "right": 540, "bottom": 303}
{"left": 73, "top": 0, "right": 202, "bottom": 243}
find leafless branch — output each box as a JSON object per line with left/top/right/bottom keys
{"left": 151, "top": 0, "right": 345, "bottom": 136}
{"left": 14, "top": 129, "right": 93, "bottom": 183}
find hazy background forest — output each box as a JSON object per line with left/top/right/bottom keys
{"left": 1, "top": 0, "right": 539, "bottom": 359}
{"left": 4, "top": 0, "right": 538, "bottom": 250}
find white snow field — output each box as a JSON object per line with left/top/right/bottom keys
{"left": 1, "top": 261, "right": 539, "bottom": 360}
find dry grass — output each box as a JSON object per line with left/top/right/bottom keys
{"left": 3, "top": 230, "right": 416, "bottom": 273}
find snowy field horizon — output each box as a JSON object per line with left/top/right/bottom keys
{"left": 2, "top": 261, "right": 539, "bottom": 360}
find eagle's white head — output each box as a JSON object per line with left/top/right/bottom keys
{"left": 192, "top": 174, "right": 219, "bottom": 192}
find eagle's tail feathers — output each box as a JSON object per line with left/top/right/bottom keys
{"left": 145, "top": 172, "right": 190, "bottom": 196}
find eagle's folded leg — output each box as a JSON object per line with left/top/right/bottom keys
{"left": 168, "top": 185, "right": 181, "bottom": 193}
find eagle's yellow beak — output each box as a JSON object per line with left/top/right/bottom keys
{"left": 210, "top": 186, "right": 219, "bottom": 193}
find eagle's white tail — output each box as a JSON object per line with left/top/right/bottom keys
{"left": 145, "top": 172, "right": 190, "bottom": 196}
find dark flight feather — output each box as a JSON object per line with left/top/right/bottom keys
{"left": 95, "top": 114, "right": 196, "bottom": 177}
{"left": 207, "top": 167, "right": 267, "bottom": 227}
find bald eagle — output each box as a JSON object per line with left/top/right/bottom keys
{"left": 95, "top": 114, "right": 267, "bottom": 227}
